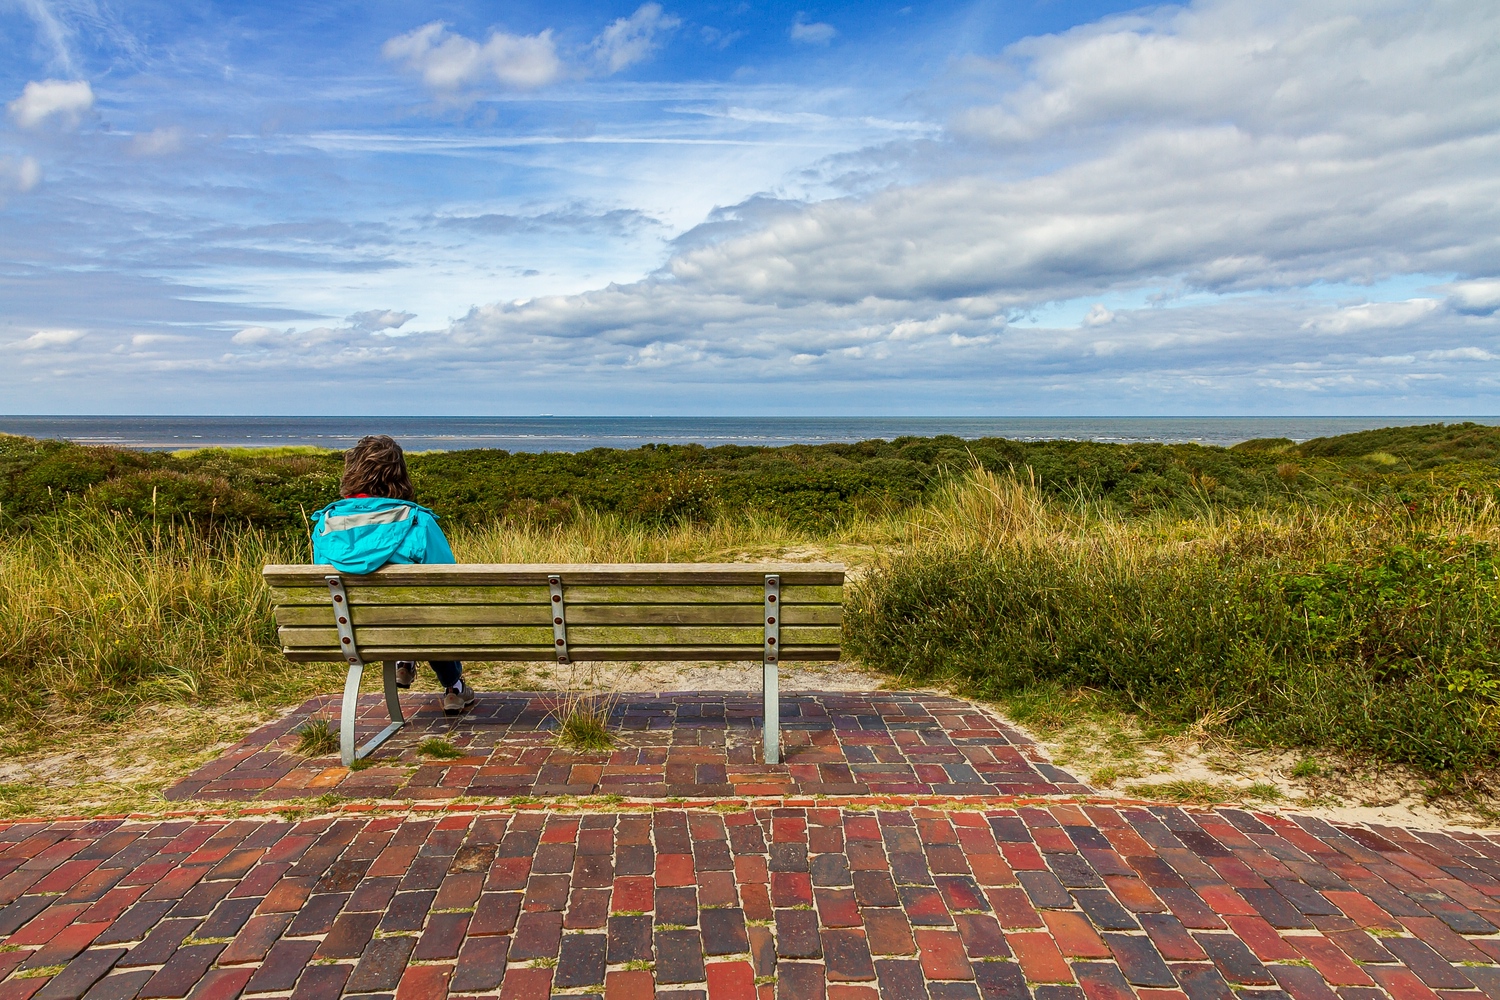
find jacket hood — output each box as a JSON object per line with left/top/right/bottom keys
{"left": 310, "top": 497, "right": 445, "bottom": 575}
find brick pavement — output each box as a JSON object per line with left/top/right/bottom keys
{"left": 1, "top": 803, "right": 1498, "bottom": 999}
{"left": 166, "top": 693, "right": 1089, "bottom": 803}
{"left": 11, "top": 689, "right": 1500, "bottom": 998}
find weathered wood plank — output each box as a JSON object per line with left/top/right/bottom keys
{"left": 264, "top": 562, "right": 844, "bottom": 587}
{"left": 269, "top": 584, "right": 844, "bottom": 606}
{"left": 274, "top": 603, "right": 841, "bottom": 627}
{"left": 278, "top": 624, "right": 842, "bottom": 648}
{"left": 281, "top": 646, "right": 841, "bottom": 663}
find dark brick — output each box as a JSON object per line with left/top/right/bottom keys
{"left": 140, "top": 943, "right": 223, "bottom": 999}
{"left": 656, "top": 928, "right": 706, "bottom": 984}
{"left": 655, "top": 885, "right": 698, "bottom": 926}
{"left": 378, "top": 890, "right": 434, "bottom": 931}
{"left": 555, "top": 933, "right": 607, "bottom": 988}
{"left": 953, "top": 913, "right": 1009, "bottom": 958}
{"left": 286, "top": 892, "right": 347, "bottom": 935}
{"left": 1195, "top": 932, "right": 1276, "bottom": 986}
{"left": 81, "top": 972, "right": 155, "bottom": 1000}
{"left": 243, "top": 938, "right": 317, "bottom": 993}
{"left": 118, "top": 917, "right": 198, "bottom": 968}
{"left": 451, "top": 934, "right": 508, "bottom": 992}
{"left": 1239, "top": 888, "right": 1312, "bottom": 929}
{"left": 346, "top": 934, "right": 416, "bottom": 993}
{"left": 0, "top": 895, "right": 55, "bottom": 936}
{"left": 1046, "top": 854, "right": 1103, "bottom": 889}
{"left": 34, "top": 947, "right": 126, "bottom": 1000}
{"left": 1074, "top": 889, "right": 1139, "bottom": 930}
{"left": 276, "top": 963, "right": 344, "bottom": 1000}
{"left": 1172, "top": 963, "right": 1235, "bottom": 1000}
{"left": 973, "top": 960, "right": 1029, "bottom": 1000}
{"left": 822, "top": 927, "right": 875, "bottom": 981}
{"left": 853, "top": 870, "right": 899, "bottom": 907}
{"left": 811, "top": 853, "right": 852, "bottom": 886}
{"left": 195, "top": 898, "right": 258, "bottom": 941}
{"left": 875, "top": 958, "right": 931, "bottom": 1000}
{"left": 1072, "top": 962, "right": 1135, "bottom": 1000}
{"left": 1381, "top": 937, "right": 1474, "bottom": 990}
{"left": 608, "top": 913, "right": 653, "bottom": 963}
{"left": 898, "top": 885, "right": 954, "bottom": 926}
{"left": 512, "top": 910, "right": 564, "bottom": 960}
{"left": 1102, "top": 932, "right": 1174, "bottom": 987}
{"left": 776, "top": 908, "right": 823, "bottom": 958}
{"left": 95, "top": 900, "right": 174, "bottom": 946}
{"left": 314, "top": 910, "right": 380, "bottom": 959}
{"left": 1017, "top": 870, "right": 1072, "bottom": 909}
{"left": 701, "top": 907, "right": 748, "bottom": 955}
{"left": 412, "top": 910, "right": 468, "bottom": 961}
{"left": 778, "top": 961, "right": 827, "bottom": 1000}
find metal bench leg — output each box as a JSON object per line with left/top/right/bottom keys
{"left": 763, "top": 658, "right": 780, "bottom": 765}
{"left": 337, "top": 661, "right": 407, "bottom": 766}
{"left": 763, "top": 574, "right": 781, "bottom": 765}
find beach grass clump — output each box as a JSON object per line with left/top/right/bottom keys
{"left": 846, "top": 467, "right": 1500, "bottom": 776}
{"left": 295, "top": 717, "right": 338, "bottom": 757}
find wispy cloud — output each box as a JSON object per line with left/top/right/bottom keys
{"left": 790, "top": 15, "right": 836, "bottom": 45}
{"left": 591, "top": 3, "right": 680, "bottom": 74}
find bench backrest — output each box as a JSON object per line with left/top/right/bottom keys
{"left": 263, "top": 563, "right": 845, "bottom": 664}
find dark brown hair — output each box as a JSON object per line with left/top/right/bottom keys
{"left": 340, "top": 435, "right": 415, "bottom": 500}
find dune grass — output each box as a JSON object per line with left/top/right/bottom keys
{"left": 2, "top": 447, "right": 1498, "bottom": 800}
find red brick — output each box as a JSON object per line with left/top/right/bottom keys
{"left": 706, "top": 961, "right": 756, "bottom": 1000}
{"left": 1222, "top": 914, "right": 1300, "bottom": 961}
{"left": 1368, "top": 965, "right": 1442, "bottom": 1000}
{"left": 657, "top": 854, "right": 695, "bottom": 887}
{"left": 864, "top": 908, "right": 915, "bottom": 955}
{"left": 914, "top": 928, "right": 972, "bottom": 980}
{"left": 500, "top": 966, "right": 552, "bottom": 999}
{"left": 1007, "top": 931, "right": 1073, "bottom": 983}
{"left": 986, "top": 886, "right": 1044, "bottom": 928}
{"left": 1199, "top": 885, "right": 1257, "bottom": 916}
{"left": 1323, "top": 890, "right": 1401, "bottom": 930}
{"left": 395, "top": 963, "right": 451, "bottom": 1000}
{"left": 1289, "top": 935, "right": 1375, "bottom": 987}
{"left": 604, "top": 969, "right": 654, "bottom": 1000}
{"left": 1042, "top": 910, "right": 1110, "bottom": 959}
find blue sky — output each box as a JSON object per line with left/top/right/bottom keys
{"left": 2, "top": 0, "right": 1498, "bottom": 415}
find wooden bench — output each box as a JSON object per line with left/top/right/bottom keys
{"left": 262, "top": 563, "right": 846, "bottom": 766}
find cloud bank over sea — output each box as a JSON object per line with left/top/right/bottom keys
{"left": 1, "top": 0, "right": 1497, "bottom": 414}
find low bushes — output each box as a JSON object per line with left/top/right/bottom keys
{"left": 846, "top": 471, "right": 1500, "bottom": 774}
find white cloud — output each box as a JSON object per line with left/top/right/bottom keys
{"left": 15, "top": 329, "right": 84, "bottom": 350}
{"left": 1303, "top": 298, "right": 1442, "bottom": 334}
{"left": 382, "top": 22, "right": 561, "bottom": 90}
{"left": 7, "top": 79, "right": 93, "bottom": 129}
{"left": 790, "top": 15, "right": 837, "bottom": 45}
{"left": 129, "top": 126, "right": 184, "bottom": 156}
{"left": 1083, "top": 304, "right": 1114, "bottom": 327}
{"left": 1447, "top": 279, "right": 1500, "bottom": 316}
{"left": 592, "top": 3, "right": 680, "bottom": 74}
{"left": 0, "top": 156, "right": 41, "bottom": 194}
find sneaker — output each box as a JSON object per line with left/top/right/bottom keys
{"left": 442, "top": 680, "right": 478, "bottom": 716}
{"left": 394, "top": 661, "right": 416, "bottom": 689}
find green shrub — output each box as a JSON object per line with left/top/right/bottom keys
{"left": 846, "top": 516, "right": 1500, "bottom": 774}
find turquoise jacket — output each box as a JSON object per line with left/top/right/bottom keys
{"left": 309, "top": 496, "right": 455, "bottom": 575}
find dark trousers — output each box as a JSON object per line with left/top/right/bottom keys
{"left": 430, "top": 661, "right": 463, "bottom": 688}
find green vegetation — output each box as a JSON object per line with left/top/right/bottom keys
{"left": 552, "top": 693, "right": 618, "bottom": 752}
{"left": 417, "top": 738, "right": 464, "bottom": 759}
{"left": 295, "top": 717, "right": 338, "bottom": 757}
{"left": 1, "top": 421, "right": 1498, "bottom": 804}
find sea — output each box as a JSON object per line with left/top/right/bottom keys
{"left": 0, "top": 415, "right": 1494, "bottom": 453}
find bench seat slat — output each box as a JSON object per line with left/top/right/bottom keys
{"left": 278, "top": 624, "right": 842, "bottom": 648}
{"left": 264, "top": 563, "right": 844, "bottom": 587}
{"left": 269, "top": 584, "right": 843, "bottom": 606}
{"left": 274, "top": 603, "right": 842, "bottom": 627}
{"left": 279, "top": 646, "right": 841, "bottom": 663}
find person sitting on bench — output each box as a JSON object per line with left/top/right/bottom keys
{"left": 310, "top": 434, "right": 480, "bottom": 716}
